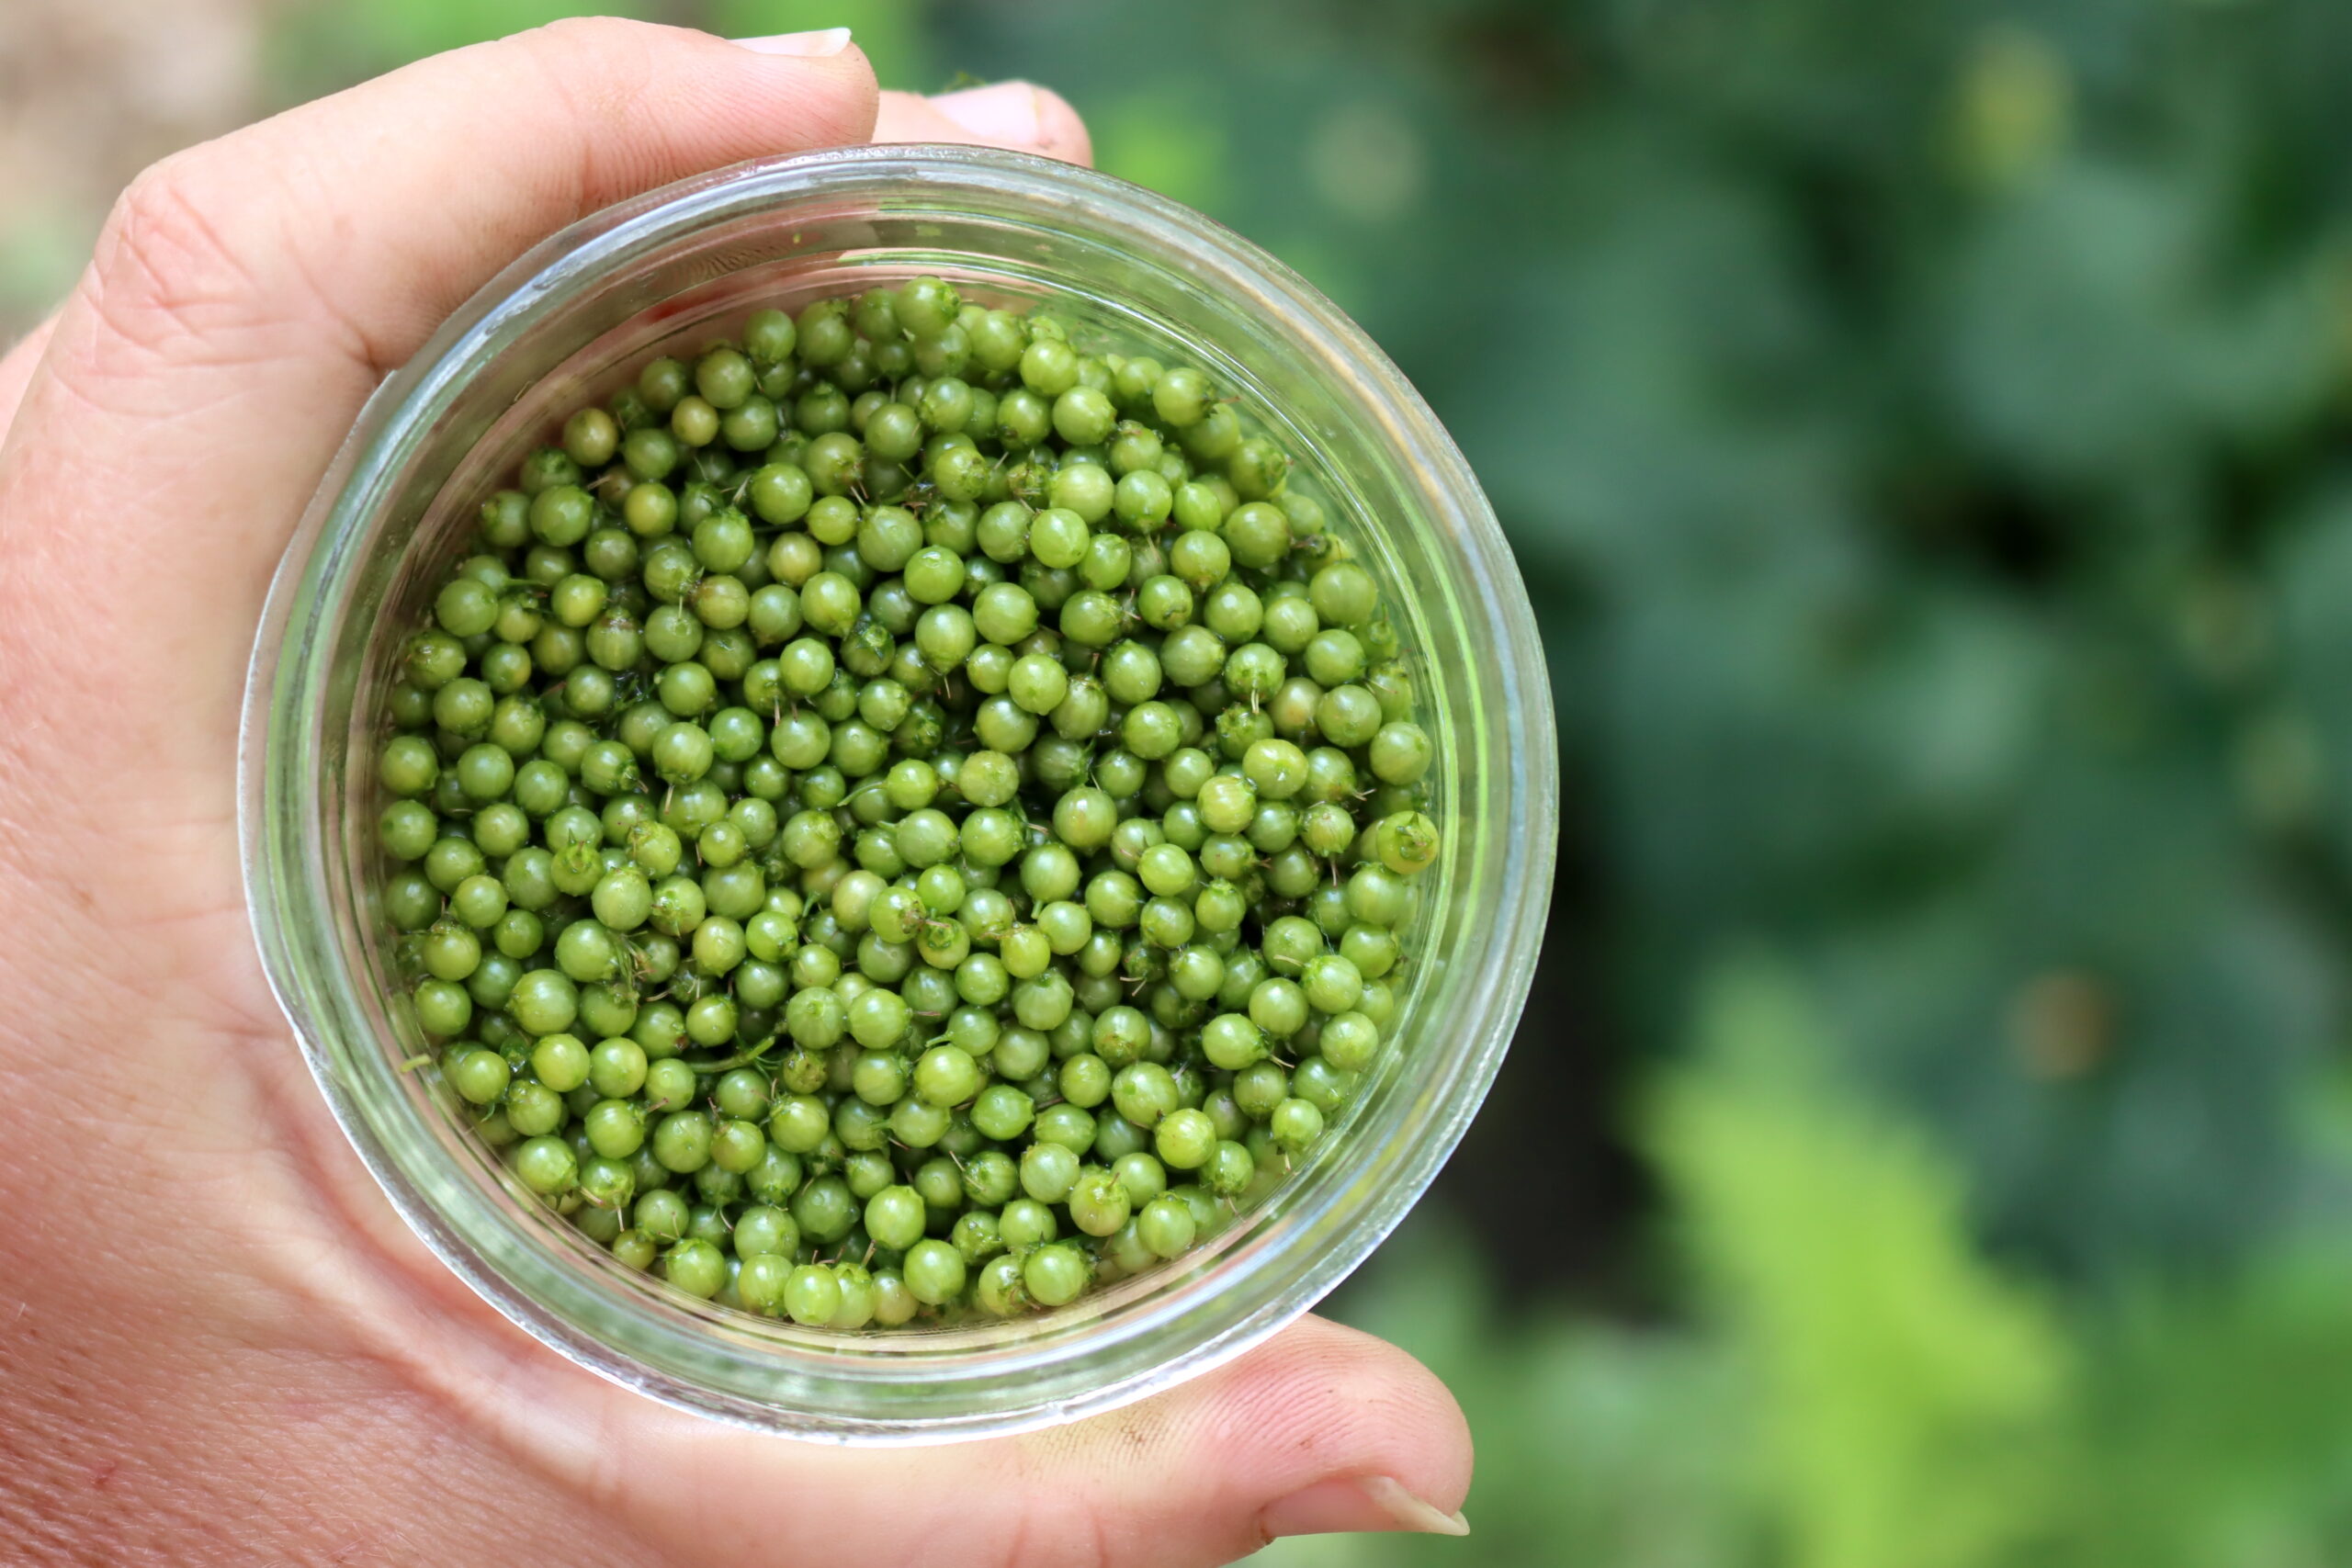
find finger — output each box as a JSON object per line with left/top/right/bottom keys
{"left": 1004, "top": 1315, "right": 1474, "bottom": 1560}
{"left": 0, "top": 310, "right": 57, "bottom": 447}
{"left": 0, "top": 17, "right": 877, "bottom": 861}
{"left": 75, "top": 21, "right": 875, "bottom": 389}
{"left": 876, "top": 83, "right": 1094, "bottom": 165}
{"left": 408, "top": 1310, "right": 1469, "bottom": 1568}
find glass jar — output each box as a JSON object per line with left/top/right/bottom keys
{"left": 240, "top": 144, "right": 1555, "bottom": 1442}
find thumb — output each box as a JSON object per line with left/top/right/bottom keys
{"left": 73, "top": 20, "right": 876, "bottom": 394}
{"left": 444, "top": 1313, "right": 1474, "bottom": 1567}
{"left": 1001, "top": 1315, "right": 1476, "bottom": 1558}
{"left": 0, "top": 18, "right": 876, "bottom": 824}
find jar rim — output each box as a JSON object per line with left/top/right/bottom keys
{"left": 241, "top": 143, "right": 1556, "bottom": 1442}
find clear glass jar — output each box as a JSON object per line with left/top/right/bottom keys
{"left": 240, "top": 144, "right": 1555, "bottom": 1442}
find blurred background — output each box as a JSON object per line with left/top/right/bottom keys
{"left": 23, "top": 0, "right": 2352, "bottom": 1561}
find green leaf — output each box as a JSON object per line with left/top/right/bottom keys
{"left": 1646, "top": 957, "right": 2072, "bottom": 1568}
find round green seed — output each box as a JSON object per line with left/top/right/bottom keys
{"left": 377, "top": 287, "right": 1442, "bottom": 1330}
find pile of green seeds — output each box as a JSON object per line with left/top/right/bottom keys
{"left": 375, "top": 276, "right": 1440, "bottom": 1328}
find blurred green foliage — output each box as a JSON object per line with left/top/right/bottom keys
{"left": 1268, "top": 954, "right": 2352, "bottom": 1566}
{"left": 1650, "top": 962, "right": 2072, "bottom": 1568}
{"left": 266, "top": 0, "right": 929, "bottom": 107}
{"left": 0, "top": 204, "right": 89, "bottom": 330}
{"left": 51, "top": 0, "right": 2352, "bottom": 1556}
{"left": 267, "top": 0, "right": 644, "bottom": 103}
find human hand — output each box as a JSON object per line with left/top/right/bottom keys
{"left": 0, "top": 20, "right": 1469, "bottom": 1565}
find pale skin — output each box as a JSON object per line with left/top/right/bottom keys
{"left": 0, "top": 20, "right": 1470, "bottom": 1566}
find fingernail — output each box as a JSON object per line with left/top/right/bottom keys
{"left": 1261, "top": 1475, "right": 1471, "bottom": 1540}
{"left": 929, "top": 81, "right": 1045, "bottom": 147}
{"left": 731, "top": 28, "right": 854, "bottom": 56}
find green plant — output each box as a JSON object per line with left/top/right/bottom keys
{"left": 1648, "top": 958, "right": 2072, "bottom": 1568}
{"left": 1264, "top": 960, "right": 2352, "bottom": 1565}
